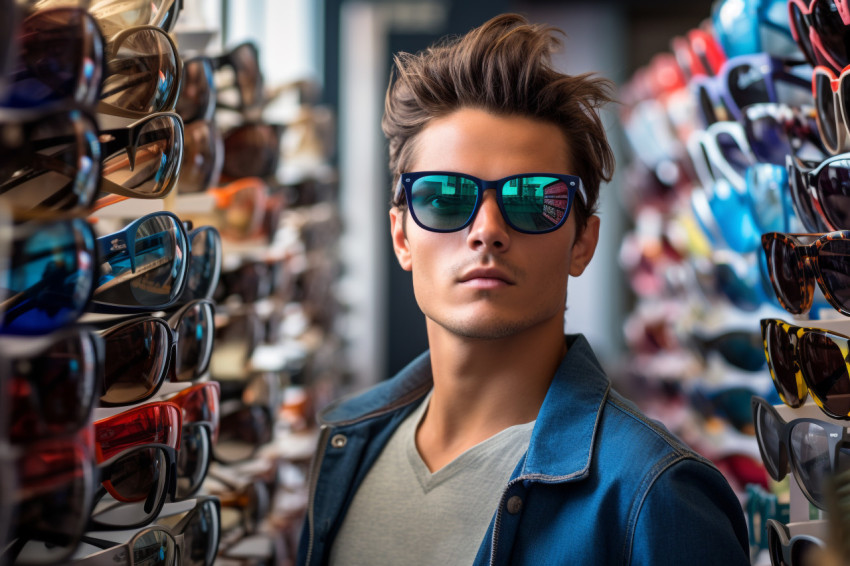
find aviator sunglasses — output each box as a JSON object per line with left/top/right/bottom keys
{"left": 394, "top": 171, "right": 586, "bottom": 234}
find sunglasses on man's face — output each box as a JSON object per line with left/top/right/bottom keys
{"left": 395, "top": 171, "right": 585, "bottom": 234}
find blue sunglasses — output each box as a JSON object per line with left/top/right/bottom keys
{"left": 90, "top": 211, "right": 189, "bottom": 314}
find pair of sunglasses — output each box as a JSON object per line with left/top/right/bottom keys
{"left": 395, "top": 171, "right": 586, "bottom": 234}
{"left": 752, "top": 395, "right": 850, "bottom": 510}
{"left": 212, "top": 42, "right": 264, "bottom": 112}
{"left": 761, "top": 230, "right": 850, "bottom": 316}
{"left": 690, "top": 53, "right": 812, "bottom": 127}
{"left": 789, "top": 0, "right": 850, "bottom": 74}
{"left": 687, "top": 327, "right": 766, "bottom": 372}
{"left": 98, "top": 299, "right": 215, "bottom": 406}
{"left": 786, "top": 154, "right": 834, "bottom": 232}
{"left": 766, "top": 519, "right": 826, "bottom": 566}
{"left": 0, "top": 107, "right": 184, "bottom": 215}
{"left": 221, "top": 123, "right": 284, "bottom": 181}
{"left": 791, "top": 151, "right": 850, "bottom": 231}
{"left": 0, "top": 327, "right": 103, "bottom": 442}
{"left": 741, "top": 103, "right": 826, "bottom": 166}
{"left": 75, "top": 496, "right": 221, "bottom": 566}
{"left": 761, "top": 317, "right": 850, "bottom": 419}
{"left": 165, "top": 382, "right": 220, "bottom": 500}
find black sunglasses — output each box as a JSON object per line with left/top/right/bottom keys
{"left": 97, "top": 299, "right": 215, "bottom": 406}
{"left": 786, "top": 152, "right": 850, "bottom": 233}
{"left": 752, "top": 395, "right": 850, "bottom": 510}
{"left": 395, "top": 171, "right": 586, "bottom": 234}
{"left": 214, "top": 404, "right": 273, "bottom": 465}
{"left": 0, "top": 328, "right": 104, "bottom": 443}
{"left": 2, "top": 7, "right": 104, "bottom": 109}
{"left": 766, "top": 519, "right": 826, "bottom": 566}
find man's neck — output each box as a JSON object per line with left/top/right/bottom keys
{"left": 415, "top": 319, "right": 568, "bottom": 472}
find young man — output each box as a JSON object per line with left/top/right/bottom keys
{"left": 298, "top": 14, "right": 750, "bottom": 566}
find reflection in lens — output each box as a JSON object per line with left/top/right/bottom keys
{"left": 409, "top": 174, "right": 478, "bottom": 231}
{"left": 1, "top": 219, "right": 95, "bottom": 334}
{"left": 102, "top": 114, "right": 182, "bottom": 197}
{"left": 176, "top": 57, "right": 215, "bottom": 123}
{"left": 184, "top": 499, "right": 220, "bottom": 566}
{"left": 746, "top": 164, "right": 788, "bottom": 234}
{"left": 101, "top": 446, "right": 162, "bottom": 503}
{"left": 102, "top": 319, "right": 169, "bottom": 404}
{"left": 818, "top": 237, "right": 850, "bottom": 313}
{"left": 817, "top": 160, "right": 850, "bottom": 230}
{"left": 102, "top": 28, "right": 178, "bottom": 114}
{"left": 799, "top": 331, "right": 850, "bottom": 416}
{"left": 501, "top": 176, "right": 569, "bottom": 232}
{"left": 816, "top": 73, "right": 839, "bottom": 150}
{"left": 89, "top": 0, "right": 172, "bottom": 37}
{"left": 0, "top": 111, "right": 102, "bottom": 213}
{"left": 9, "top": 332, "right": 96, "bottom": 442}
{"left": 175, "top": 302, "right": 214, "bottom": 381}
{"left": 132, "top": 529, "right": 175, "bottom": 566}
{"left": 179, "top": 120, "right": 222, "bottom": 194}
{"left": 185, "top": 228, "right": 221, "bottom": 301}
{"left": 766, "top": 237, "right": 806, "bottom": 313}
{"left": 177, "top": 424, "right": 211, "bottom": 499}
{"left": 4, "top": 8, "right": 103, "bottom": 108}
{"left": 222, "top": 124, "right": 280, "bottom": 180}
{"left": 789, "top": 421, "right": 830, "bottom": 506}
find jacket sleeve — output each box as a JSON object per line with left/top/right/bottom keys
{"left": 629, "top": 456, "right": 751, "bottom": 566}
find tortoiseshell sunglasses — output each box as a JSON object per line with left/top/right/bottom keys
{"left": 761, "top": 230, "right": 850, "bottom": 316}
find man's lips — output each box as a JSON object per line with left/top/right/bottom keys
{"left": 457, "top": 267, "right": 515, "bottom": 285}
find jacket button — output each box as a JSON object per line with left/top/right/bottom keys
{"left": 331, "top": 433, "right": 348, "bottom": 448}
{"left": 506, "top": 495, "right": 523, "bottom": 514}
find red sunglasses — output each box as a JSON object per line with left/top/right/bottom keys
{"left": 789, "top": 0, "right": 850, "bottom": 73}
{"left": 94, "top": 401, "right": 182, "bottom": 463}
{"left": 166, "top": 381, "right": 221, "bottom": 442}
{"left": 671, "top": 27, "right": 727, "bottom": 80}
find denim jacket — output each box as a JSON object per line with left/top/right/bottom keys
{"left": 297, "top": 335, "right": 751, "bottom": 565}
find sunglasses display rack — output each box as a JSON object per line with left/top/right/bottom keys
{"left": 0, "top": 1, "right": 347, "bottom": 565}
{"left": 616, "top": 0, "right": 850, "bottom": 565}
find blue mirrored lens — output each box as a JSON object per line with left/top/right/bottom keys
{"left": 746, "top": 164, "right": 791, "bottom": 233}
{"left": 708, "top": 179, "right": 762, "bottom": 253}
{"left": 0, "top": 219, "right": 95, "bottom": 334}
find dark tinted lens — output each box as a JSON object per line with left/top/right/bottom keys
{"left": 132, "top": 529, "right": 175, "bottom": 566}
{"left": 222, "top": 124, "right": 280, "bottom": 179}
{"left": 715, "top": 262, "right": 762, "bottom": 311}
{"left": 816, "top": 160, "right": 850, "bottom": 230}
{"left": 716, "top": 131, "right": 751, "bottom": 175}
{"left": 789, "top": 421, "right": 830, "bottom": 506}
{"left": 177, "top": 424, "right": 211, "bottom": 499}
{"left": 755, "top": 401, "right": 785, "bottom": 479}
{"left": 103, "top": 114, "right": 182, "bottom": 197}
{"left": 764, "top": 321, "right": 805, "bottom": 407}
{"left": 184, "top": 499, "right": 220, "bottom": 566}
{"left": 817, "top": 237, "right": 850, "bottom": 310}
{"left": 102, "top": 319, "right": 170, "bottom": 404}
{"left": 232, "top": 43, "right": 262, "bottom": 109}
{"left": 791, "top": 4, "right": 819, "bottom": 65}
{"left": 101, "top": 446, "right": 164, "bottom": 502}
{"left": 15, "top": 442, "right": 89, "bottom": 561}
{"left": 816, "top": 73, "right": 839, "bottom": 149}
{"left": 765, "top": 237, "right": 807, "bottom": 313}
{"left": 103, "top": 28, "right": 178, "bottom": 113}
{"left": 8, "top": 333, "right": 97, "bottom": 442}
{"left": 792, "top": 538, "right": 820, "bottom": 566}
{"left": 179, "top": 120, "right": 222, "bottom": 194}
{"left": 746, "top": 114, "right": 791, "bottom": 165}
{"left": 0, "top": 111, "right": 101, "bottom": 213}
{"left": 789, "top": 160, "right": 830, "bottom": 233}
{"left": 174, "top": 302, "right": 214, "bottom": 381}
{"left": 814, "top": 0, "right": 850, "bottom": 68}
{"left": 500, "top": 176, "right": 572, "bottom": 232}
{"left": 727, "top": 63, "right": 769, "bottom": 111}
{"left": 176, "top": 58, "right": 215, "bottom": 123}
{"left": 4, "top": 8, "right": 102, "bottom": 108}
{"left": 185, "top": 228, "right": 221, "bottom": 300}
{"left": 408, "top": 174, "right": 478, "bottom": 231}
{"left": 215, "top": 406, "right": 271, "bottom": 463}
{"left": 799, "top": 331, "right": 850, "bottom": 416}
{"left": 1, "top": 219, "right": 95, "bottom": 334}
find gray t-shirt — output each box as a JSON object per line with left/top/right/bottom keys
{"left": 329, "top": 393, "right": 534, "bottom": 566}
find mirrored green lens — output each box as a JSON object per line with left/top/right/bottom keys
{"left": 409, "top": 174, "right": 477, "bottom": 231}
{"left": 501, "top": 176, "right": 570, "bottom": 232}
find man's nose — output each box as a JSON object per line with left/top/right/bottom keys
{"left": 467, "top": 190, "right": 511, "bottom": 251}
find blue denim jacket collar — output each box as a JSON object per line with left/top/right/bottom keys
{"left": 319, "top": 334, "right": 609, "bottom": 481}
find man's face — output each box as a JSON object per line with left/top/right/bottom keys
{"left": 389, "top": 107, "right": 600, "bottom": 341}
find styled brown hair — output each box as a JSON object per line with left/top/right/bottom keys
{"left": 382, "top": 13, "right": 615, "bottom": 232}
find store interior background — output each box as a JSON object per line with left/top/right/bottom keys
{"left": 184, "top": 0, "right": 713, "bottom": 389}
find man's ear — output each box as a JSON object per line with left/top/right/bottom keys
{"left": 389, "top": 207, "right": 412, "bottom": 271}
{"left": 569, "top": 215, "right": 600, "bottom": 277}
